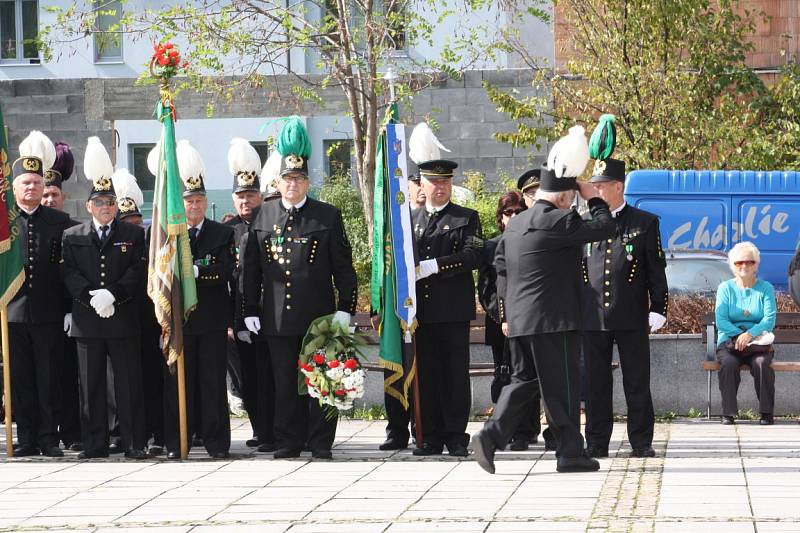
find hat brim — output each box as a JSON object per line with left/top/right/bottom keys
{"left": 589, "top": 174, "right": 618, "bottom": 183}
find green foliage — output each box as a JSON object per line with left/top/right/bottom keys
{"left": 737, "top": 408, "right": 758, "bottom": 420}
{"left": 461, "top": 171, "right": 517, "bottom": 240}
{"left": 656, "top": 411, "right": 678, "bottom": 422}
{"left": 346, "top": 404, "right": 387, "bottom": 421}
{"left": 489, "top": 0, "right": 800, "bottom": 171}
{"left": 315, "top": 173, "right": 371, "bottom": 310}
{"left": 686, "top": 407, "right": 703, "bottom": 419}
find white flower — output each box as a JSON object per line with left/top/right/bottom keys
{"left": 326, "top": 367, "right": 344, "bottom": 380}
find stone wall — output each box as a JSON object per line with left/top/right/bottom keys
{"left": 1, "top": 71, "right": 544, "bottom": 218}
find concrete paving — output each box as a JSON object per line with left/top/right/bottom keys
{"left": 2, "top": 417, "right": 800, "bottom": 532}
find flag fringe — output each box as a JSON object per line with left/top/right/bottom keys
{"left": 0, "top": 236, "right": 10, "bottom": 254}
{"left": 380, "top": 357, "right": 409, "bottom": 410}
{"left": 0, "top": 270, "right": 24, "bottom": 308}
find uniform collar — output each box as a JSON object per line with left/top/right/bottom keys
{"left": 610, "top": 201, "right": 627, "bottom": 218}
{"left": 425, "top": 201, "right": 449, "bottom": 215}
{"left": 281, "top": 196, "right": 308, "bottom": 211}
{"left": 19, "top": 205, "right": 39, "bottom": 217}
{"left": 189, "top": 218, "right": 205, "bottom": 232}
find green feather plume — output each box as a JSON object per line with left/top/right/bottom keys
{"left": 588, "top": 114, "right": 616, "bottom": 160}
{"left": 276, "top": 117, "right": 312, "bottom": 159}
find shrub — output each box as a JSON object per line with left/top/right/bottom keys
{"left": 661, "top": 293, "right": 799, "bottom": 334}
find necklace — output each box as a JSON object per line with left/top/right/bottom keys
{"left": 741, "top": 287, "right": 753, "bottom": 317}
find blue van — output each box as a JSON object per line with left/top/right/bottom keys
{"left": 624, "top": 170, "right": 800, "bottom": 288}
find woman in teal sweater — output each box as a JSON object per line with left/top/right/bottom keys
{"left": 715, "top": 242, "right": 777, "bottom": 425}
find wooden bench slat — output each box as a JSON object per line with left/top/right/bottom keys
{"left": 701, "top": 361, "right": 800, "bottom": 371}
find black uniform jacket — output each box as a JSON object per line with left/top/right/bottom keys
{"left": 478, "top": 235, "right": 504, "bottom": 346}
{"left": 184, "top": 218, "right": 235, "bottom": 334}
{"left": 62, "top": 220, "right": 145, "bottom": 338}
{"left": 581, "top": 204, "right": 669, "bottom": 331}
{"left": 412, "top": 202, "right": 483, "bottom": 324}
{"left": 241, "top": 197, "right": 358, "bottom": 337}
{"left": 496, "top": 197, "right": 614, "bottom": 337}
{"left": 8, "top": 206, "right": 76, "bottom": 324}
{"left": 225, "top": 211, "right": 257, "bottom": 332}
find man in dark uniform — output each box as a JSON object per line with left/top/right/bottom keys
{"left": 225, "top": 164, "right": 272, "bottom": 450}
{"left": 62, "top": 137, "right": 147, "bottom": 459}
{"left": 242, "top": 121, "right": 357, "bottom": 459}
{"left": 411, "top": 159, "right": 482, "bottom": 457}
{"left": 8, "top": 132, "right": 73, "bottom": 457}
{"left": 161, "top": 140, "right": 235, "bottom": 459}
{"left": 472, "top": 152, "right": 616, "bottom": 474}
{"left": 582, "top": 157, "right": 668, "bottom": 458}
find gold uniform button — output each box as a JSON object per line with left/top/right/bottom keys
{"left": 286, "top": 282, "right": 291, "bottom": 287}
{"left": 286, "top": 294, "right": 291, "bottom": 299}
{"left": 606, "top": 249, "right": 612, "bottom": 253}
{"left": 100, "top": 282, "right": 105, "bottom": 286}
{"left": 605, "top": 270, "right": 610, "bottom": 274}
{"left": 607, "top": 239, "right": 612, "bottom": 243}
{"left": 605, "top": 259, "right": 611, "bottom": 264}
{"left": 604, "top": 291, "right": 610, "bottom": 296}
{"left": 101, "top": 255, "right": 105, "bottom": 259}
{"left": 604, "top": 302, "right": 610, "bottom": 307}
{"left": 605, "top": 281, "right": 610, "bottom": 286}
{"left": 101, "top": 273, "right": 105, "bottom": 277}
{"left": 285, "top": 270, "right": 291, "bottom": 276}
{"left": 287, "top": 226, "right": 292, "bottom": 231}
{"left": 286, "top": 305, "right": 291, "bottom": 310}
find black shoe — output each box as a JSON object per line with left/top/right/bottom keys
{"left": 721, "top": 416, "right": 735, "bottom": 425}
{"left": 257, "top": 442, "right": 276, "bottom": 453}
{"left": 166, "top": 451, "right": 180, "bottom": 460}
{"left": 631, "top": 446, "right": 656, "bottom": 458}
{"left": 544, "top": 439, "right": 557, "bottom": 452}
{"left": 245, "top": 438, "right": 260, "bottom": 447}
{"left": 192, "top": 437, "right": 204, "bottom": 447}
{"left": 311, "top": 449, "right": 333, "bottom": 460}
{"left": 125, "top": 449, "right": 149, "bottom": 460}
{"left": 509, "top": 438, "right": 530, "bottom": 452}
{"left": 557, "top": 454, "right": 600, "bottom": 473}
{"left": 78, "top": 450, "right": 109, "bottom": 459}
{"left": 470, "top": 431, "right": 496, "bottom": 474}
{"left": 379, "top": 437, "right": 408, "bottom": 451}
{"left": 148, "top": 445, "right": 164, "bottom": 456}
{"left": 412, "top": 443, "right": 443, "bottom": 456}
{"left": 447, "top": 443, "right": 469, "bottom": 457}
{"left": 42, "top": 446, "right": 64, "bottom": 458}
{"left": 12, "top": 445, "right": 40, "bottom": 457}
{"left": 586, "top": 445, "right": 609, "bottom": 458}
{"left": 210, "top": 451, "right": 230, "bottom": 459}
{"left": 760, "top": 414, "right": 774, "bottom": 425}
{"left": 108, "top": 442, "right": 123, "bottom": 454}
{"left": 274, "top": 448, "right": 302, "bottom": 459}
{"left": 69, "top": 442, "right": 84, "bottom": 452}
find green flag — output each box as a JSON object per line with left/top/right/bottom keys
{"left": 0, "top": 104, "right": 24, "bottom": 307}
{"left": 147, "top": 97, "right": 197, "bottom": 365}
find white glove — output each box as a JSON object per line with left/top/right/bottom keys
{"left": 97, "top": 304, "right": 115, "bottom": 319}
{"left": 236, "top": 331, "right": 252, "bottom": 344}
{"left": 63, "top": 313, "right": 72, "bottom": 335}
{"left": 193, "top": 265, "right": 199, "bottom": 278}
{"left": 244, "top": 316, "right": 261, "bottom": 334}
{"left": 332, "top": 311, "right": 351, "bottom": 329}
{"left": 649, "top": 312, "right": 667, "bottom": 333}
{"left": 89, "top": 289, "right": 115, "bottom": 315}
{"left": 416, "top": 259, "right": 439, "bottom": 281}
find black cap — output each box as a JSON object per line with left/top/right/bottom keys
{"left": 117, "top": 199, "right": 141, "bottom": 219}
{"left": 516, "top": 169, "right": 541, "bottom": 192}
{"left": 183, "top": 174, "right": 207, "bottom": 197}
{"left": 589, "top": 158, "right": 626, "bottom": 183}
{"left": 233, "top": 172, "right": 260, "bottom": 194}
{"left": 408, "top": 162, "right": 420, "bottom": 183}
{"left": 539, "top": 166, "right": 576, "bottom": 193}
{"left": 12, "top": 156, "right": 44, "bottom": 178}
{"left": 418, "top": 159, "right": 457, "bottom": 179}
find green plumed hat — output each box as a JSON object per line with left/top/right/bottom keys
{"left": 588, "top": 114, "right": 616, "bottom": 161}
{"left": 277, "top": 117, "right": 311, "bottom": 177}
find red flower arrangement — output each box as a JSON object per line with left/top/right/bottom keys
{"left": 149, "top": 42, "right": 190, "bottom": 83}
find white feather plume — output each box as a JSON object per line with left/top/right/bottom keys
{"left": 83, "top": 137, "right": 114, "bottom": 183}
{"left": 547, "top": 125, "right": 590, "bottom": 178}
{"left": 19, "top": 131, "right": 56, "bottom": 170}
{"left": 260, "top": 149, "right": 282, "bottom": 192}
{"left": 408, "top": 123, "right": 450, "bottom": 165}
{"left": 176, "top": 139, "right": 206, "bottom": 188}
{"left": 228, "top": 137, "right": 262, "bottom": 175}
{"left": 146, "top": 140, "right": 161, "bottom": 177}
{"left": 111, "top": 168, "right": 144, "bottom": 208}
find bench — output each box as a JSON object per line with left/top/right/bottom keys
{"left": 700, "top": 312, "right": 800, "bottom": 418}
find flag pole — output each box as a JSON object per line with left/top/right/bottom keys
{"left": 410, "top": 335, "right": 422, "bottom": 447}
{"left": 1, "top": 307, "right": 12, "bottom": 457}
{"left": 177, "top": 351, "right": 188, "bottom": 459}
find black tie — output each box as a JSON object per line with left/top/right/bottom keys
{"left": 188, "top": 227, "right": 198, "bottom": 254}
{"left": 100, "top": 225, "right": 109, "bottom": 244}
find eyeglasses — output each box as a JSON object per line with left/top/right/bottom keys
{"left": 733, "top": 260, "right": 756, "bottom": 267}
{"left": 91, "top": 198, "right": 116, "bottom": 207}
{"left": 281, "top": 175, "right": 308, "bottom": 183}
{"left": 502, "top": 208, "right": 524, "bottom": 217}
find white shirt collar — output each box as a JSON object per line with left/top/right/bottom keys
{"left": 426, "top": 201, "right": 449, "bottom": 215}
{"left": 19, "top": 205, "right": 39, "bottom": 216}
{"left": 189, "top": 219, "right": 205, "bottom": 232}
{"left": 611, "top": 201, "right": 627, "bottom": 218}
{"left": 93, "top": 218, "right": 112, "bottom": 238}
{"left": 281, "top": 196, "right": 308, "bottom": 211}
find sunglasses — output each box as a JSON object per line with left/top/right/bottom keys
{"left": 733, "top": 260, "right": 756, "bottom": 267}
{"left": 502, "top": 208, "right": 524, "bottom": 217}
{"left": 91, "top": 198, "right": 116, "bottom": 207}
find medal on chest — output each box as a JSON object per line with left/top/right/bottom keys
{"left": 625, "top": 244, "right": 633, "bottom": 262}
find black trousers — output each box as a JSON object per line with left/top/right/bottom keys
{"left": 584, "top": 329, "right": 655, "bottom": 449}
{"left": 234, "top": 336, "right": 261, "bottom": 439}
{"left": 416, "top": 321, "right": 471, "bottom": 448}
{"left": 489, "top": 338, "right": 541, "bottom": 441}
{"left": 264, "top": 335, "right": 336, "bottom": 451}
{"left": 717, "top": 346, "right": 775, "bottom": 416}
{"left": 164, "top": 331, "right": 230, "bottom": 454}
{"left": 484, "top": 332, "right": 585, "bottom": 458}
{"left": 76, "top": 337, "right": 146, "bottom": 454}
{"left": 253, "top": 338, "right": 276, "bottom": 446}
{"left": 9, "top": 322, "right": 62, "bottom": 449}
{"left": 141, "top": 330, "right": 165, "bottom": 447}
{"left": 57, "top": 335, "right": 82, "bottom": 447}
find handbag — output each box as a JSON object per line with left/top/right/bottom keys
{"left": 490, "top": 339, "right": 512, "bottom": 403}
{"left": 724, "top": 333, "right": 773, "bottom": 356}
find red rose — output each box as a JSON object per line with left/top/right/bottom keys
{"left": 164, "top": 43, "right": 173, "bottom": 49}
{"left": 344, "top": 358, "right": 358, "bottom": 370}
{"left": 334, "top": 389, "right": 346, "bottom": 396}
{"left": 300, "top": 364, "right": 312, "bottom": 373}
{"left": 328, "top": 360, "right": 340, "bottom": 368}
{"left": 313, "top": 354, "right": 326, "bottom": 365}
{"left": 321, "top": 391, "right": 328, "bottom": 396}
{"left": 304, "top": 377, "right": 310, "bottom": 385}
{"left": 169, "top": 50, "right": 178, "bottom": 57}
{"left": 157, "top": 56, "right": 170, "bottom": 66}
{"left": 182, "top": 61, "right": 190, "bottom": 69}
